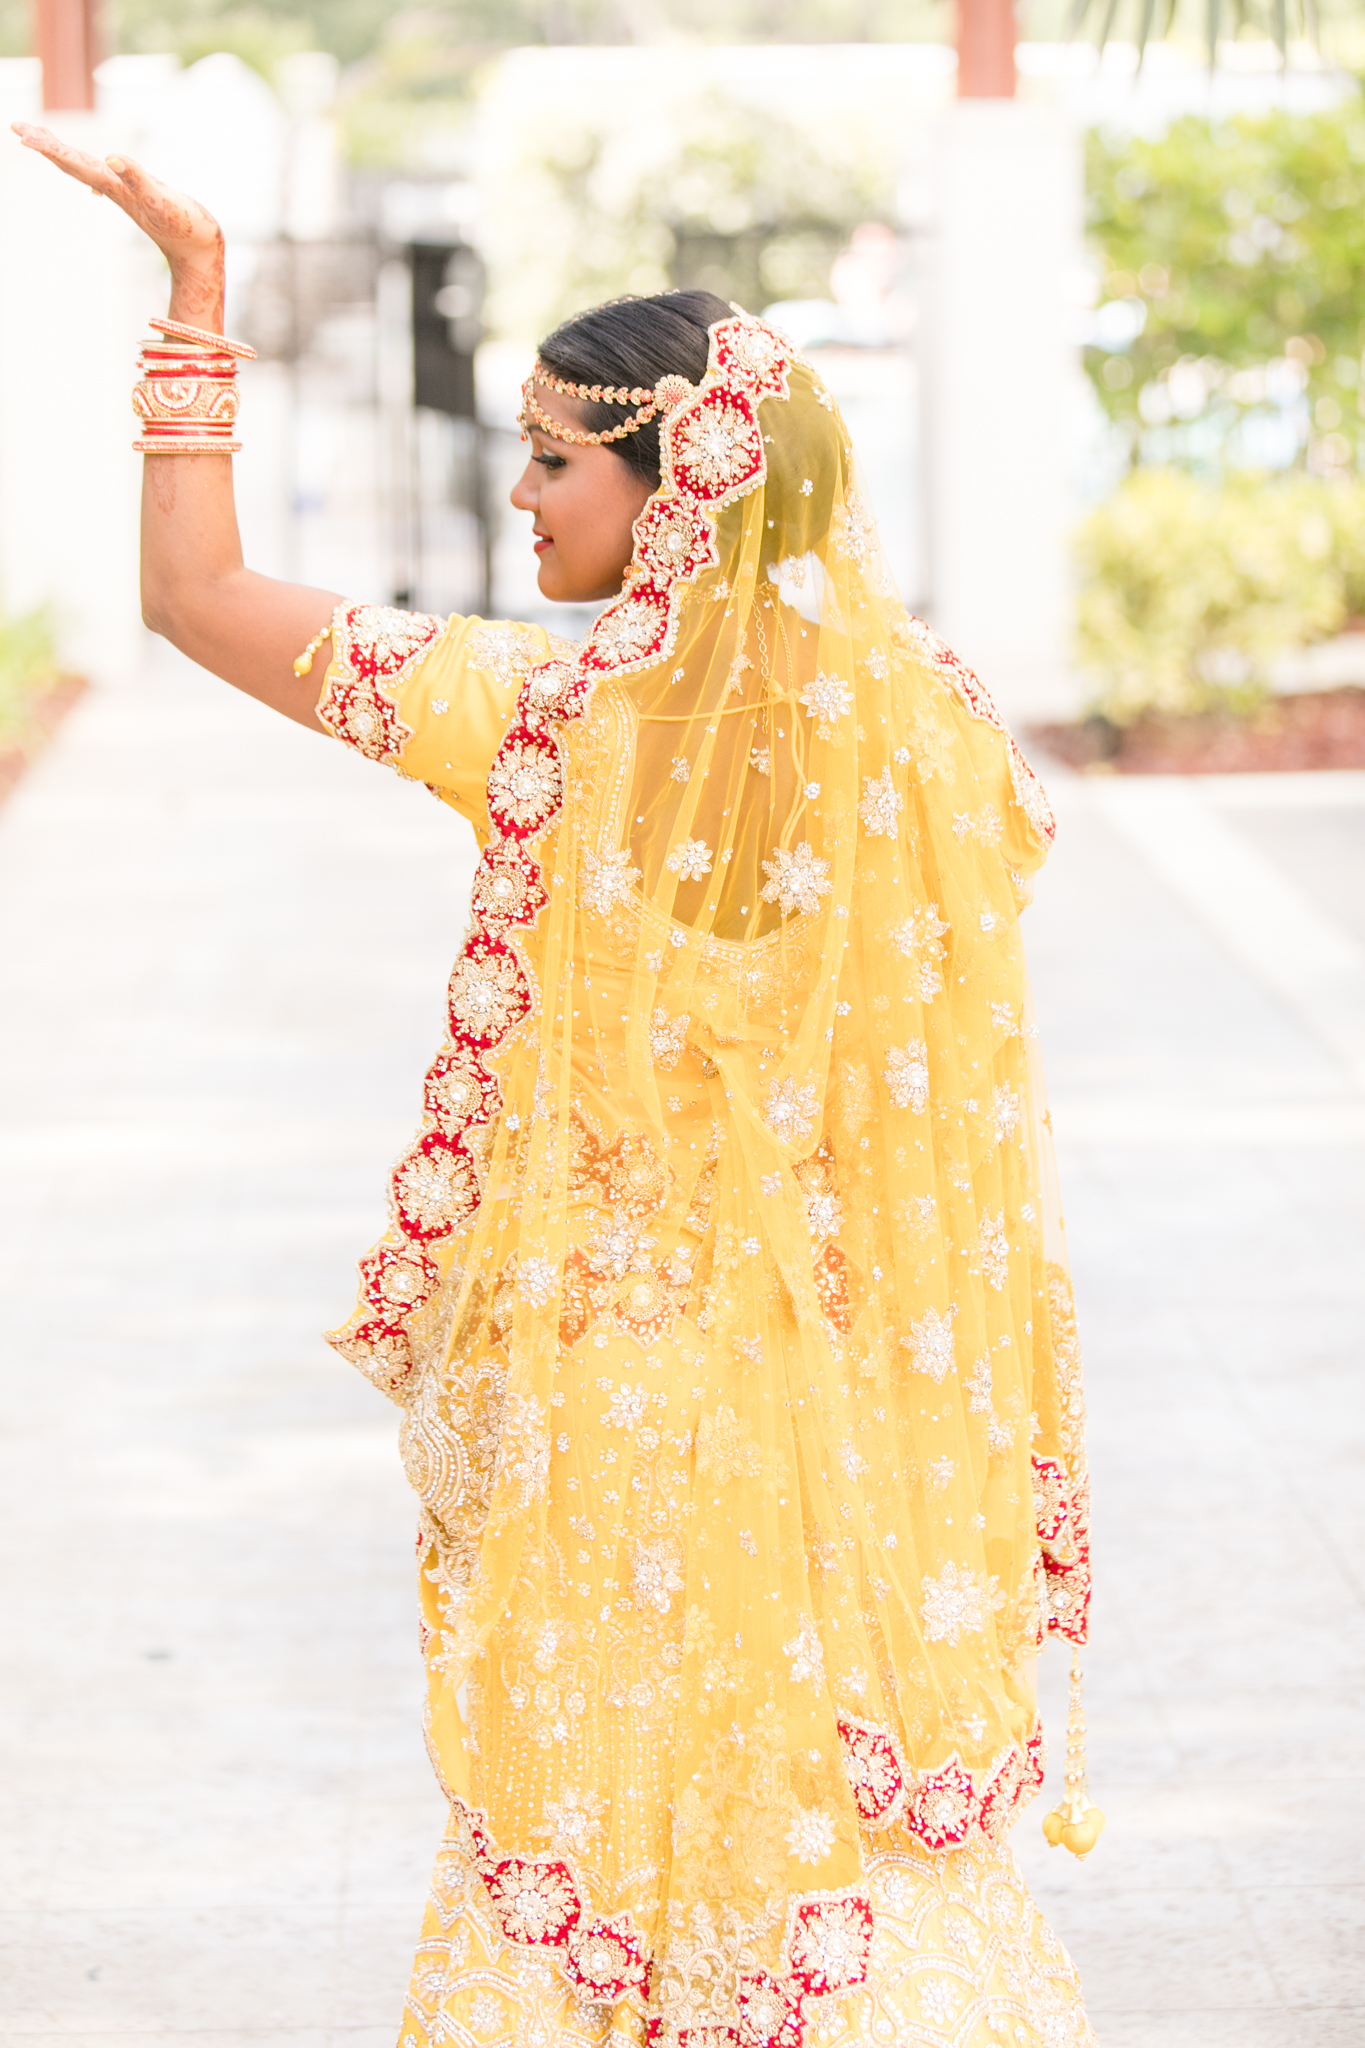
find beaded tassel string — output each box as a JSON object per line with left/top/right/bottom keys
{"left": 293, "top": 624, "right": 331, "bottom": 677}
{"left": 1042, "top": 1651, "right": 1105, "bottom": 1858}
{"left": 132, "top": 315, "right": 256, "bottom": 454}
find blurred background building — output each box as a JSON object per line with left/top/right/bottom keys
{"left": 4, "top": 0, "right": 1365, "bottom": 741}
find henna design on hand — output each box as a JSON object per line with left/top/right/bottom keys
{"left": 11, "top": 123, "right": 226, "bottom": 333}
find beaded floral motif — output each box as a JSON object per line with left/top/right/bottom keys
{"left": 316, "top": 603, "right": 445, "bottom": 767}
{"left": 886, "top": 902, "right": 949, "bottom": 1003}
{"left": 884, "top": 1041, "right": 930, "bottom": 1114}
{"left": 859, "top": 766, "right": 903, "bottom": 837}
{"left": 919, "top": 1561, "right": 1006, "bottom": 1645}
{"left": 466, "top": 620, "right": 554, "bottom": 694}
{"left": 760, "top": 843, "right": 831, "bottom": 918}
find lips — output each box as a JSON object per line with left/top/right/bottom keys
{"left": 533, "top": 532, "right": 552, "bottom": 555}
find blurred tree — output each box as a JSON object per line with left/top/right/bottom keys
{"left": 97, "top": 0, "right": 949, "bottom": 68}
{"left": 0, "top": 0, "right": 29, "bottom": 53}
{"left": 478, "top": 83, "right": 894, "bottom": 337}
{"left": 1075, "top": 467, "right": 1351, "bottom": 717}
{"left": 107, "top": 0, "right": 393, "bottom": 66}
{"left": 1086, "top": 102, "right": 1365, "bottom": 475}
{"left": 0, "top": 607, "right": 59, "bottom": 746}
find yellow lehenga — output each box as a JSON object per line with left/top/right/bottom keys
{"left": 316, "top": 314, "right": 1094, "bottom": 2048}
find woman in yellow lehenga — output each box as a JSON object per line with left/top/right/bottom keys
{"left": 20, "top": 124, "right": 1098, "bottom": 2048}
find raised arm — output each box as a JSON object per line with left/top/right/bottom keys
{"left": 12, "top": 123, "right": 341, "bottom": 731}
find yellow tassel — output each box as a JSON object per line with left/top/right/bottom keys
{"left": 1043, "top": 1649, "right": 1104, "bottom": 1860}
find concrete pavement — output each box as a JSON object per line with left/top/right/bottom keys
{"left": 1017, "top": 765, "right": 1365, "bottom": 2046}
{"left": 1, "top": 645, "right": 1362, "bottom": 2043}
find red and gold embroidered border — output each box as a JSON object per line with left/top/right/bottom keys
{"left": 1034, "top": 1452, "right": 1091, "bottom": 1646}
{"left": 902, "top": 615, "right": 1056, "bottom": 848}
{"left": 437, "top": 1702, "right": 1045, "bottom": 2048}
{"left": 838, "top": 1711, "right": 1046, "bottom": 1850}
{"left": 321, "top": 316, "right": 798, "bottom": 1397}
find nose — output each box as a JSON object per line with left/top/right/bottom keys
{"left": 510, "top": 459, "right": 538, "bottom": 513}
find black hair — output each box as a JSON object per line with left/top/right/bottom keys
{"left": 536, "top": 290, "right": 733, "bottom": 488}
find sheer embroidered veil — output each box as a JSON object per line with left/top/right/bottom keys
{"left": 327, "top": 303, "right": 1089, "bottom": 2000}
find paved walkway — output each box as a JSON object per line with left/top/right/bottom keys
{"left": 1, "top": 644, "right": 1362, "bottom": 2045}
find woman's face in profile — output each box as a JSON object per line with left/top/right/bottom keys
{"left": 510, "top": 426, "right": 654, "bottom": 603}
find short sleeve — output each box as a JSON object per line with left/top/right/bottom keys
{"left": 316, "top": 603, "right": 575, "bottom": 837}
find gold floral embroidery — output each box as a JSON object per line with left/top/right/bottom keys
{"left": 695, "top": 1403, "right": 762, "bottom": 1482}
{"left": 467, "top": 619, "right": 573, "bottom": 693}
{"left": 400, "top": 1828, "right": 1094, "bottom": 2048}
{"left": 649, "top": 1005, "right": 689, "bottom": 1069}
{"left": 907, "top": 704, "right": 957, "bottom": 785}
{"left": 669, "top": 1702, "right": 792, "bottom": 1915}
{"left": 317, "top": 602, "right": 444, "bottom": 767}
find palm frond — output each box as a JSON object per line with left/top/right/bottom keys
{"left": 1205, "top": 0, "right": 1222, "bottom": 65}
{"left": 1134, "top": 0, "right": 1159, "bottom": 68}
{"left": 1097, "top": 0, "right": 1124, "bottom": 50}
{"left": 1062, "top": 0, "right": 1318, "bottom": 66}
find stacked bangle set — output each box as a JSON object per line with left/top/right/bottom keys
{"left": 132, "top": 316, "right": 256, "bottom": 454}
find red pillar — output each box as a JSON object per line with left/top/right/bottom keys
{"left": 33, "top": 0, "right": 99, "bottom": 111}
{"left": 957, "top": 0, "right": 1017, "bottom": 97}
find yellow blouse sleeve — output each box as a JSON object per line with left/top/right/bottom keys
{"left": 316, "top": 603, "right": 574, "bottom": 838}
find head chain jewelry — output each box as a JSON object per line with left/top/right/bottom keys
{"left": 520, "top": 361, "right": 696, "bottom": 447}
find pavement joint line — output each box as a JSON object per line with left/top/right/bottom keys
{"left": 1036, "top": 763, "right": 1365, "bottom": 813}
{"left": 1052, "top": 775, "right": 1365, "bottom": 1090}
{"left": 0, "top": 1119, "right": 421, "bottom": 1165}
{"left": 1171, "top": 767, "right": 1365, "bottom": 810}
{"left": 1049, "top": 1095, "right": 1365, "bottom": 1144}
{"left": 8, "top": 1101, "right": 1365, "bottom": 1161}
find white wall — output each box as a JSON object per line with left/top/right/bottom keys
{"left": 0, "top": 51, "right": 337, "bottom": 681}
{"left": 0, "top": 104, "right": 152, "bottom": 681}
{"left": 918, "top": 100, "right": 1084, "bottom": 723}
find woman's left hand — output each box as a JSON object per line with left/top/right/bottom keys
{"left": 11, "top": 122, "right": 225, "bottom": 331}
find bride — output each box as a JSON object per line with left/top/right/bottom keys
{"left": 15, "top": 122, "right": 1099, "bottom": 2048}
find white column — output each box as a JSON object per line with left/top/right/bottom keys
{"left": 0, "top": 115, "right": 153, "bottom": 682}
{"left": 919, "top": 100, "right": 1083, "bottom": 723}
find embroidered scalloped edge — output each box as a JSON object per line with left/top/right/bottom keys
{"left": 316, "top": 601, "right": 448, "bottom": 772}
{"left": 1035, "top": 1453, "right": 1091, "bottom": 1647}
{"left": 902, "top": 615, "right": 1056, "bottom": 848}
{"left": 434, "top": 1699, "right": 1045, "bottom": 2048}
{"left": 445, "top": 1792, "right": 874, "bottom": 2045}
{"left": 837, "top": 1709, "right": 1047, "bottom": 1849}
{"left": 325, "top": 315, "right": 798, "bottom": 1398}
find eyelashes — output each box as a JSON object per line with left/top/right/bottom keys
{"left": 534, "top": 453, "right": 567, "bottom": 472}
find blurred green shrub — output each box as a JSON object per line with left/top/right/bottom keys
{"left": 0, "top": 607, "right": 59, "bottom": 746}
{"left": 1074, "top": 470, "right": 1365, "bottom": 722}
{"left": 1087, "top": 101, "right": 1365, "bottom": 477}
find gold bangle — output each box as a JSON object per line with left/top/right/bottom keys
{"left": 149, "top": 315, "right": 257, "bottom": 360}
{"left": 293, "top": 623, "right": 331, "bottom": 676}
